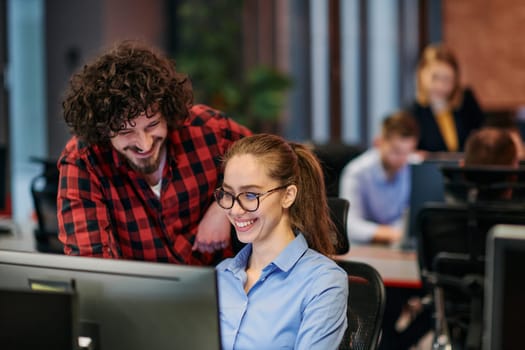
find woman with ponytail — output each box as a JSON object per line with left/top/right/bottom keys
{"left": 214, "top": 133, "right": 348, "bottom": 350}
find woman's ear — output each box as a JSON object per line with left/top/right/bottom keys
{"left": 282, "top": 184, "right": 298, "bottom": 209}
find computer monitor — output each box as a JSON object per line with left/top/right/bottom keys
{"left": 0, "top": 250, "right": 221, "bottom": 350}
{"left": 483, "top": 224, "right": 525, "bottom": 350}
{"left": 403, "top": 158, "right": 454, "bottom": 249}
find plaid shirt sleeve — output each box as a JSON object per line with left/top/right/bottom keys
{"left": 190, "top": 104, "right": 252, "bottom": 154}
{"left": 57, "top": 147, "right": 116, "bottom": 258}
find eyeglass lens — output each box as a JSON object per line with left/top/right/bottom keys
{"left": 215, "top": 190, "right": 259, "bottom": 212}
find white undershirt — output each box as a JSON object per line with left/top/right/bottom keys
{"left": 147, "top": 149, "right": 167, "bottom": 199}
{"left": 150, "top": 181, "right": 162, "bottom": 198}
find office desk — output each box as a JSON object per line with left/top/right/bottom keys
{"left": 0, "top": 219, "right": 36, "bottom": 252}
{"left": 336, "top": 245, "right": 422, "bottom": 289}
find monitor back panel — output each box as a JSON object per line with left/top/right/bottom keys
{"left": 404, "top": 160, "right": 447, "bottom": 247}
{"left": 0, "top": 250, "right": 221, "bottom": 350}
{"left": 484, "top": 225, "right": 525, "bottom": 350}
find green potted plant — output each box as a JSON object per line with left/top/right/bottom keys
{"left": 173, "top": 0, "right": 292, "bottom": 133}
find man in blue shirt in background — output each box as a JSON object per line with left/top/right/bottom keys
{"left": 340, "top": 112, "right": 433, "bottom": 349}
{"left": 339, "top": 111, "right": 419, "bottom": 244}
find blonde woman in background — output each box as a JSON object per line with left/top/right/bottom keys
{"left": 408, "top": 44, "right": 485, "bottom": 153}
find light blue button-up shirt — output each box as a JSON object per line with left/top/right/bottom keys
{"left": 216, "top": 233, "right": 348, "bottom": 350}
{"left": 339, "top": 149, "right": 411, "bottom": 243}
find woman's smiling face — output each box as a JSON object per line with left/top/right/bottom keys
{"left": 221, "top": 154, "right": 291, "bottom": 246}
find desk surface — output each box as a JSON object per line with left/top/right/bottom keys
{"left": 0, "top": 219, "right": 36, "bottom": 252}
{"left": 0, "top": 226, "right": 423, "bottom": 288}
{"left": 336, "top": 244, "right": 422, "bottom": 289}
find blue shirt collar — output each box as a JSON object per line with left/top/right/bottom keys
{"left": 371, "top": 149, "right": 408, "bottom": 183}
{"left": 221, "top": 233, "right": 309, "bottom": 274}
{"left": 273, "top": 233, "right": 309, "bottom": 272}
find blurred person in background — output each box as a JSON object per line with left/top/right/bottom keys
{"left": 482, "top": 114, "right": 525, "bottom": 161}
{"left": 456, "top": 127, "right": 520, "bottom": 202}
{"left": 408, "top": 44, "right": 485, "bottom": 153}
{"left": 340, "top": 112, "right": 433, "bottom": 350}
{"left": 339, "top": 111, "right": 419, "bottom": 245}
{"left": 464, "top": 127, "right": 519, "bottom": 168}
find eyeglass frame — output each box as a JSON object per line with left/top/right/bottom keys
{"left": 214, "top": 184, "right": 291, "bottom": 212}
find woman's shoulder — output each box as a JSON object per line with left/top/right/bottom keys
{"left": 405, "top": 100, "right": 431, "bottom": 119}
{"left": 460, "top": 87, "right": 480, "bottom": 107}
{"left": 295, "top": 251, "right": 348, "bottom": 301}
{"left": 301, "top": 249, "right": 347, "bottom": 280}
{"left": 344, "top": 149, "right": 380, "bottom": 175}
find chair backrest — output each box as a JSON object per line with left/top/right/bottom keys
{"left": 416, "top": 201, "right": 525, "bottom": 277}
{"left": 336, "top": 260, "right": 385, "bottom": 350}
{"left": 328, "top": 197, "right": 350, "bottom": 255}
{"left": 311, "top": 142, "right": 365, "bottom": 197}
{"left": 440, "top": 165, "right": 525, "bottom": 202}
{"left": 30, "top": 158, "right": 62, "bottom": 253}
{"left": 0, "top": 145, "right": 7, "bottom": 212}
{"left": 31, "top": 182, "right": 59, "bottom": 235}
{"left": 416, "top": 201, "right": 525, "bottom": 349}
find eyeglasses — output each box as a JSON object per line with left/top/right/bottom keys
{"left": 214, "top": 185, "right": 290, "bottom": 212}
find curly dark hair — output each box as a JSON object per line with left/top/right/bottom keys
{"left": 63, "top": 40, "right": 193, "bottom": 145}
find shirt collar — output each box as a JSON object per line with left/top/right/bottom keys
{"left": 370, "top": 150, "right": 390, "bottom": 182}
{"left": 371, "top": 149, "right": 407, "bottom": 183}
{"left": 221, "top": 233, "right": 309, "bottom": 274}
{"left": 272, "top": 233, "right": 309, "bottom": 272}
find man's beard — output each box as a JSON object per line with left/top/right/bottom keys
{"left": 124, "top": 139, "right": 166, "bottom": 175}
{"left": 128, "top": 155, "right": 161, "bottom": 174}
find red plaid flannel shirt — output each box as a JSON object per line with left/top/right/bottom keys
{"left": 57, "top": 104, "right": 251, "bottom": 265}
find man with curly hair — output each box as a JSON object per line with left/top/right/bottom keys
{"left": 57, "top": 41, "right": 251, "bottom": 265}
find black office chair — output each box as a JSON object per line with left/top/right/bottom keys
{"left": 328, "top": 197, "right": 350, "bottom": 255}
{"left": 311, "top": 142, "right": 365, "bottom": 197}
{"left": 336, "top": 260, "right": 386, "bottom": 350}
{"left": 416, "top": 201, "right": 525, "bottom": 350}
{"left": 0, "top": 145, "right": 13, "bottom": 234}
{"left": 440, "top": 165, "right": 525, "bottom": 202}
{"left": 30, "top": 157, "right": 63, "bottom": 254}
{"left": 0, "top": 145, "right": 7, "bottom": 214}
